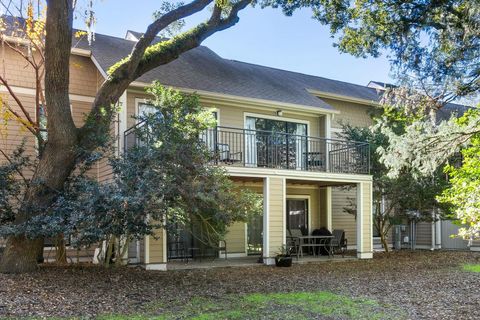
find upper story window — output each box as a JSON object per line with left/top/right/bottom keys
{"left": 138, "top": 102, "right": 157, "bottom": 119}
{"left": 211, "top": 110, "right": 218, "bottom": 123}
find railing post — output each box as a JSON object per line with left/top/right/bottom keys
{"left": 214, "top": 126, "right": 219, "bottom": 165}
{"left": 325, "top": 140, "right": 330, "bottom": 172}
{"left": 285, "top": 133, "right": 289, "bottom": 170}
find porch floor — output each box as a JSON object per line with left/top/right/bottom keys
{"left": 166, "top": 254, "right": 357, "bottom": 270}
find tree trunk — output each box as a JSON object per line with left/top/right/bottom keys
{"left": 0, "top": 236, "right": 43, "bottom": 273}
{"left": 0, "top": 0, "right": 76, "bottom": 274}
{"left": 380, "top": 232, "right": 390, "bottom": 253}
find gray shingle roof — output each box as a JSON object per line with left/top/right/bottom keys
{"left": 73, "top": 31, "right": 383, "bottom": 111}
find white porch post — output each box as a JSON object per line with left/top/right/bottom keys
{"left": 356, "top": 181, "right": 373, "bottom": 259}
{"left": 325, "top": 114, "right": 332, "bottom": 172}
{"left": 262, "top": 176, "right": 286, "bottom": 265}
{"left": 326, "top": 186, "right": 332, "bottom": 231}
{"left": 435, "top": 217, "right": 442, "bottom": 249}
{"left": 262, "top": 177, "right": 271, "bottom": 263}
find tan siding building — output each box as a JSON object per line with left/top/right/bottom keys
{"left": 0, "top": 27, "right": 379, "bottom": 269}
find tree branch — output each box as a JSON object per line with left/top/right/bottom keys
{"left": 133, "top": 0, "right": 251, "bottom": 79}
{"left": 0, "top": 76, "right": 37, "bottom": 135}
{"left": 80, "top": 0, "right": 252, "bottom": 151}
{"left": 113, "top": 0, "right": 214, "bottom": 80}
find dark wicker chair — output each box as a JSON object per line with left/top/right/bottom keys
{"left": 287, "top": 229, "right": 303, "bottom": 259}
{"left": 331, "top": 229, "right": 348, "bottom": 257}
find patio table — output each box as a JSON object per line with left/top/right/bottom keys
{"left": 295, "top": 235, "right": 334, "bottom": 259}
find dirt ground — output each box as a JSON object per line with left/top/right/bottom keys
{"left": 1, "top": 250, "right": 480, "bottom": 319}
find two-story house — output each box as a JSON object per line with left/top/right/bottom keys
{"left": 1, "top": 27, "right": 380, "bottom": 269}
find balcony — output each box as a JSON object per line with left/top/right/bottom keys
{"left": 124, "top": 124, "right": 370, "bottom": 175}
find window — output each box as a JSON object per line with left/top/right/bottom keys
{"left": 211, "top": 110, "right": 218, "bottom": 123}
{"left": 286, "top": 199, "right": 309, "bottom": 235}
{"left": 137, "top": 102, "right": 156, "bottom": 120}
{"left": 201, "top": 109, "right": 219, "bottom": 152}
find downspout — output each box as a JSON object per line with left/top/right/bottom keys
{"left": 431, "top": 209, "right": 435, "bottom": 251}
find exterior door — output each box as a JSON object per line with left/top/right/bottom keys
{"left": 247, "top": 214, "right": 263, "bottom": 255}
{"left": 286, "top": 199, "right": 309, "bottom": 235}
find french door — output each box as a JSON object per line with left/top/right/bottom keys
{"left": 245, "top": 116, "right": 308, "bottom": 169}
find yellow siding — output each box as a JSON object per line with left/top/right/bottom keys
{"left": 125, "top": 90, "right": 326, "bottom": 137}
{"left": 322, "top": 98, "right": 373, "bottom": 129}
{"left": 268, "top": 177, "right": 285, "bottom": 255}
{"left": 147, "top": 228, "right": 165, "bottom": 263}
{"left": 0, "top": 46, "right": 109, "bottom": 183}
{"left": 224, "top": 222, "right": 246, "bottom": 254}
{"left": 0, "top": 47, "right": 101, "bottom": 97}
{"left": 331, "top": 186, "right": 357, "bottom": 246}
{"left": 217, "top": 104, "right": 322, "bottom": 137}
{"left": 0, "top": 93, "right": 37, "bottom": 165}
{"left": 69, "top": 55, "right": 102, "bottom": 97}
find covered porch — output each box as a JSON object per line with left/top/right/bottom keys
{"left": 136, "top": 169, "right": 372, "bottom": 270}
{"left": 225, "top": 170, "right": 373, "bottom": 265}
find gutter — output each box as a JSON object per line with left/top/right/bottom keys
{"left": 1, "top": 35, "right": 92, "bottom": 57}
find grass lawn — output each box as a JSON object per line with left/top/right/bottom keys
{"left": 2, "top": 251, "right": 480, "bottom": 319}
{"left": 99, "top": 291, "right": 405, "bottom": 320}
{"left": 462, "top": 263, "right": 480, "bottom": 273}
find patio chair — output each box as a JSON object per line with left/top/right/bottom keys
{"left": 330, "top": 229, "right": 348, "bottom": 257}
{"left": 217, "top": 239, "right": 227, "bottom": 260}
{"left": 287, "top": 229, "right": 303, "bottom": 259}
{"left": 217, "top": 143, "right": 242, "bottom": 164}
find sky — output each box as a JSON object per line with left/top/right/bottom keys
{"left": 73, "top": 0, "right": 394, "bottom": 87}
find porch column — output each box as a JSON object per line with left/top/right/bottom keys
{"left": 144, "top": 228, "right": 167, "bottom": 270}
{"left": 263, "top": 176, "right": 286, "bottom": 265}
{"left": 326, "top": 187, "right": 332, "bottom": 230}
{"left": 325, "top": 114, "right": 332, "bottom": 172}
{"left": 356, "top": 181, "right": 373, "bottom": 259}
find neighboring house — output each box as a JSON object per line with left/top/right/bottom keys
{"left": 12, "top": 24, "right": 476, "bottom": 269}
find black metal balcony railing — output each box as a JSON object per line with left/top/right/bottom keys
{"left": 124, "top": 124, "right": 370, "bottom": 175}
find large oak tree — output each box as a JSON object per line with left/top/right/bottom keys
{"left": 3, "top": 0, "right": 360, "bottom": 273}
{"left": 0, "top": 0, "right": 258, "bottom": 273}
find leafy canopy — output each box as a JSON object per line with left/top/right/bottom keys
{"left": 438, "top": 134, "right": 480, "bottom": 241}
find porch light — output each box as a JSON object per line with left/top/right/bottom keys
{"left": 276, "top": 110, "right": 283, "bottom": 116}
